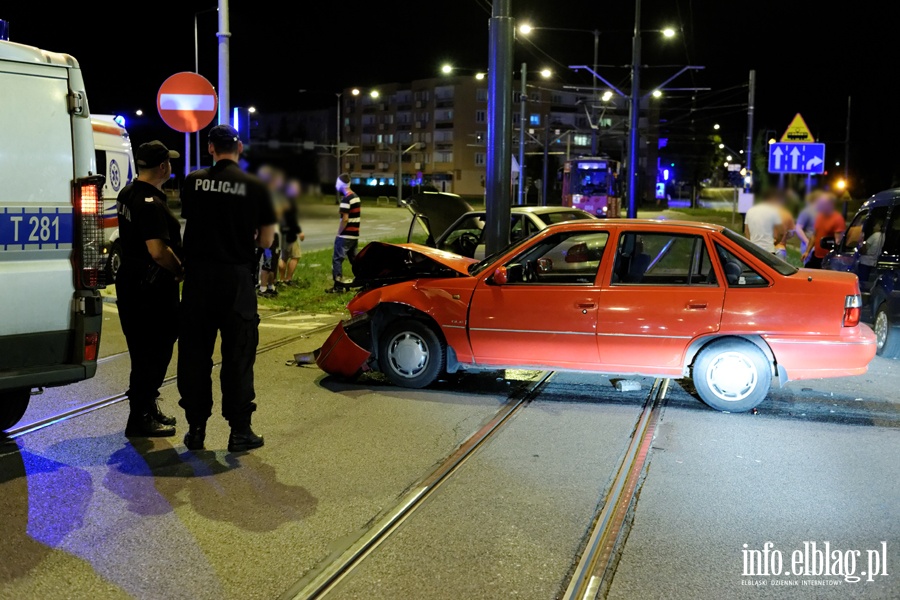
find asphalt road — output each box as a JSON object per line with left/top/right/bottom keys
{"left": 1, "top": 307, "right": 898, "bottom": 599}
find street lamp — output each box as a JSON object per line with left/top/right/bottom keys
{"left": 651, "top": 89, "right": 662, "bottom": 98}
{"left": 475, "top": 72, "right": 486, "bottom": 80}
{"left": 601, "top": 91, "right": 613, "bottom": 102}
{"left": 713, "top": 123, "right": 720, "bottom": 130}
{"left": 248, "top": 106, "right": 256, "bottom": 114}
{"left": 369, "top": 90, "right": 380, "bottom": 99}
{"left": 662, "top": 27, "right": 676, "bottom": 38}
{"left": 135, "top": 109, "right": 143, "bottom": 116}
{"left": 441, "top": 64, "right": 453, "bottom": 74}
{"left": 518, "top": 23, "right": 533, "bottom": 34}
{"left": 539, "top": 68, "right": 552, "bottom": 78}
{"left": 351, "top": 88, "right": 360, "bottom": 96}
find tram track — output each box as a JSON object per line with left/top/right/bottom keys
{"left": 283, "top": 375, "right": 670, "bottom": 600}
{"left": 6, "top": 319, "right": 334, "bottom": 440}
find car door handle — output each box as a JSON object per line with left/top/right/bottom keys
{"left": 686, "top": 302, "right": 708, "bottom": 310}
{"left": 577, "top": 302, "right": 597, "bottom": 310}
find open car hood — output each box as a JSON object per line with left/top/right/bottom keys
{"left": 351, "top": 242, "right": 476, "bottom": 286}
{"left": 406, "top": 192, "right": 474, "bottom": 241}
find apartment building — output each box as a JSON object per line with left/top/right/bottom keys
{"left": 341, "top": 75, "right": 648, "bottom": 198}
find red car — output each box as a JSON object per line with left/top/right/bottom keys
{"left": 316, "top": 220, "right": 876, "bottom": 412}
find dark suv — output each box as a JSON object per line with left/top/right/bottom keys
{"left": 824, "top": 188, "right": 900, "bottom": 358}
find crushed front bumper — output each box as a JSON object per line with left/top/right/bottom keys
{"left": 315, "top": 322, "right": 372, "bottom": 378}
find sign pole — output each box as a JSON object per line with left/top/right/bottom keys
{"left": 185, "top": 133, "right": 191, "bottom": 178}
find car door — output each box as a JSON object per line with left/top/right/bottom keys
{"left": 597, "top": 230, "right": 724, "bottom": 372}
{"left": 467, "top": 229, "right": 611, "bottom": 368}
{"left": 828, "top": 206, "right": 890, "bottom": 301}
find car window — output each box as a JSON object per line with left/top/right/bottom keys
{"left": 883, "top": 206, "right": 900, "bottom": 257}
{"left": 438, "top": 215, "right": 485, "bottom": 254}
{"left": 715, "top": 244, "right": 769, "bottom": 287}
{"left": 858, "top": 206, "right": 890, "bottom": 260}
{"left": 509, "top": 215, "right": 529, "bottom": 243}
{"left": 839, "top": 210, "right": 868, "bottom": 253}
{"left": 612, "top": 232, "right": 716, "bottom": 286}
{"left": 721, "top": 229, "right": 798, "bottom": 275}
{"left": 503, "top": 231, "right": 610, "bottom": 285}
{"left": 537, "top": 211, "right": 593, "bottom": 225}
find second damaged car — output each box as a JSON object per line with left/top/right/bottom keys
{"left": 316, "top": 220, "right": 876, "bottom": 413}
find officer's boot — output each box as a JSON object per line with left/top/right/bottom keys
{"left": 228, "top": 424, "right": 265, "bottom": 452}
{"left": 125, "top": 398, "right": 176, "bottom": 438}
{"left": 151, "top": 396, "right": 177, "bottom": 426}
{"left": 183, "top": 423, "right": 207, "bottom": 451}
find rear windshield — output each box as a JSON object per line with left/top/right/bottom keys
{"left": 536, "top": 210, "right": 594, "bottom": 225}
{"left": 722, "top": 229, "right": 799, "bottom": 276}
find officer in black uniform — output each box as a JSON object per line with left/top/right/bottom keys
{"left": 178, "top": 125, "right": 276, "bottom": 452}
{"left": 116, "top": 141, "right": 184, "bottom": 437}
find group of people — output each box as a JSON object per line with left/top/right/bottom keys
{"left": 256, "top": 166, "right": 305, "bottom": 297}
{"left": 744, "top": 188, "right": 846, "bottom": 268}
{"left": 115, "top": 125, "right": 276, "bottom": 452}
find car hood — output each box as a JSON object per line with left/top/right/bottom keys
{"left": 351, "top": 242, "right": 477, "bottom": 286}
{"left": 406, "top": 192, "right": 474, "bottom": 240}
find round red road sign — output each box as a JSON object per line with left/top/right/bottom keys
{"left": 156, "top": 72, "right": 218, "bottom": 133}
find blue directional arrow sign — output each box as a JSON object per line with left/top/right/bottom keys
{"left": 768, "top": 142, "right": 826, "bottom": 175}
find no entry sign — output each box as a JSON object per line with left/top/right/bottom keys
{"left": 157, "top": 72, "right": 218, "bottom": 133}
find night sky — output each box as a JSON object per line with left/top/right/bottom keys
{"left": 4, "top": 1, "right": 897, "bottom": 194}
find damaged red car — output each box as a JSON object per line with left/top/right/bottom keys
{"left": 316, "top": 220, "right": 876, "bottom": 412}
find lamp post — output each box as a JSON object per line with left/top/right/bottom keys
{"left": 517, "top": 62, "right": 527, "bottom": 205}
{"left": 216, "top": 0, "right": 230, "bottom": 126}
{"left": 626, "top": 0, "right": 643, "bottom": 219}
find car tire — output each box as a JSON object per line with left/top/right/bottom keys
{"left": 105, "top": 241, "right": 122, "bottom": 285}
{"left": 692, "top": 339, "right": 772, "bottom": 413}
{"left": 874, "top": 305, "right": 900, "bottom": 359}
{"left": 0, "top": 388, "right": 31, "bottom": 431}
{"left": 378, "top": 320, "right": 444, "bottom": 389}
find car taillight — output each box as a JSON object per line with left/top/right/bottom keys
{"left": 73, "top": 175, "right": 105, "bottom": 289}
{"left": 843, "top": 294, "right": 862, "bottom": 327}
{"left": 84, "top": 332, "right": 99, "bottom": 361}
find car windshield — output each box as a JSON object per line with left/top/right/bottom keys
{"left": 536, "top": 210, "right": 594, "bottom": 225}
{"left": 468, "top": 234, "right": 535, "bottom": 275}
{"left": 722, "top": 229, "right": 799, "bottom": 276}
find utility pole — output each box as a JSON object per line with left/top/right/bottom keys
{"left": 744, "top": 69, "right": 755, "bottom": 192}
{"left": 217, "top": 0, "right": 230, "bottom": 126}
{"left": 843, "top": 95, "right": 851, "bottom": 218}
{"left": 517, "top": 63, "right": 527, "bottom": 205}
{"left": 626, "top": 0, "right": 642, "bottom": 218}
{"left": 484, "top": 0, "right": 514, "bottom": 255}
{"left": 397, "top": 136, "right": 403, "bottom": 206}
{"left": 542, "top": 120, "right": 550, "bottom": 206}
{"left": 194, "top": 13, "right": 200, "bottom": 170}
{"left": 591, "top": 30, "right": 600, "bottom": 155}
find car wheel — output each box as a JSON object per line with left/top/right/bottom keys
{"left": 692, "top": 339, "right": 772, "bottom": 413}
{"left": 105, "top": 241, "right": 122, "bottom": 284}
{"left": 874, "top": 305, "right": 900, "bottom": 359}
{"left": 0, "top": 388, "right": 31, "bottom": 431}
{"left": 378, "top": 320, "right": 444, "bottom": 389}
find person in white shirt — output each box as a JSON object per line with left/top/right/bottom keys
{"left": 744, "top": 190, "right": 787, "bottom": 254}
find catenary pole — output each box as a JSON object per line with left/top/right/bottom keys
{"left": 217, "top": 0, "right": 230, "bottom": 126}
{"left": 517, "top": 63, "right": 527, "bottom": 205}
{"left": 484, "top": 0, "right": 514, "bottom": 255}
{"left": 591, "top": 30, "right": 599, "bottom": 155}
{"left": 626, "top": 0, "right": 642, "bottom": 218}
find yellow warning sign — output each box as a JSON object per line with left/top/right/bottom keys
{"left": 780, "top": 113, "right": 815, "bottom": 143}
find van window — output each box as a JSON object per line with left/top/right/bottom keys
{"left": 883, "top": 206, "right": 900, "bottom": 257}
{"left": 95, "top": 150, "right": 107, "bottom": 177}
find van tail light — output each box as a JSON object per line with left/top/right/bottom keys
{"left": 73, "top": 175, "right": 105, "bottom": 289}
{"left": 843, "top": 294, "right": 862, "bottom": 327}
{"left": 84, "top": 332, "right": 99, "bottom": 362}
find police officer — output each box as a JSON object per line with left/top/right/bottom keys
{"left": 177, "top": 125, "right": 276, "bottom": 452}
{"left": 116, "top": 141, "right": 183, "bottom": 437}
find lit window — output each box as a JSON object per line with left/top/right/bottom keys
{"left": 529, "top": 114, "right": 541, "bottom": 126}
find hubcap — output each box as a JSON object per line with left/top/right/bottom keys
{"left": 110, "top": 252, "right": 121, "bottom": 277}
{"left": 387, "top": 331, "right": 429, "bottom": 378}
{"left": 706, "top": 351, "right": 758, "bottom": 402}
{"left": 875, "top": 311, "right": 888, "bottom": 350}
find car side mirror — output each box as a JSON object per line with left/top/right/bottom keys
{"left": 820, "top": 236, "right": 836, "bottom": 250}
{"left": 537, "top": 257, "right": 553, "bottom": 273}
{"left": 491, "top": 266, "right": 508, "bottom": 285}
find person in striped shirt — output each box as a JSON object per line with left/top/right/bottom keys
{"left": 327, "top": 174, "right": 361, "bottom": 293}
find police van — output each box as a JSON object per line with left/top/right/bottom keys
{"left": 91, "top": 114, "right": 135, "bottom": 282}
{"left": 0, "top": 39, "right": 105, "bottom": 430}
